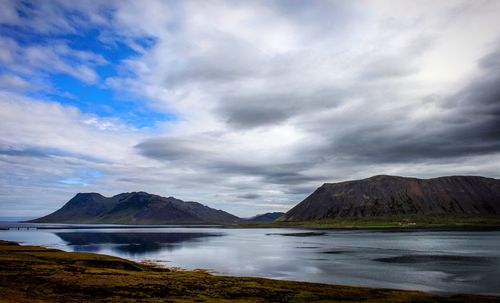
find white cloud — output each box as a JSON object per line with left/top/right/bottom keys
{"left": 1, "top": 0, "right": 500, "bottom": 217}
{"left": 0, "top": 74, "right": 30, "bottom": 91}
{"left": 0, "top": 37, "right": 106, "bottom": 84}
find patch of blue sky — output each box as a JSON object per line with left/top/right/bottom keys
{"left": 58, "top": 177, "right": 87, "bottom": 186}
{"left": 2, "top": 20, "right": 174, "bottom": 128}
{"left": 78, "top": 168, "right": 102, "bottom": 179}
{"left": 33, "top": 74, "right": 178, "bottom": 128}
{"left": 58, "top": 168, "right": 103, "bottom": 187}
{"left": 66, "top": 29, "right": 145, "bottom": 63}
{"left": 66, "top": 28, "right": 156, "bottom": 60}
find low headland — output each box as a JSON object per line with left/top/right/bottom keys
{"left": 1, "top": 240, "right": 499, "bottom": 303}
{"left": 236, "top": 214, "right": 500, "bottom": 229}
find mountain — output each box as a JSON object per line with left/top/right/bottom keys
{"left": 31, "top": 192, "right": 241, "bottom": 224}
{"left": 247, "top": 212, "right": 285, "bottom": 222}
{"left": 283, "top": 175, "right": 500, "bottom": 221}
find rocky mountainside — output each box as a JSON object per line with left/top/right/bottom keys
{"left": 247, "top": 212, "right": 284, "bottom": 222}
{"left": 31, "top": 192, "right": 241, "bottom": 224}
{"left": 283, "top": 175, "right": 500, "bottom": 221}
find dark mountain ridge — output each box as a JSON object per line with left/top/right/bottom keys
{"left": 283, "top": 175, "right": 500, "bottom": 221}
{"left": 31, "top": 192, "right": 241, "bottom": 224}
{"left": 30, "top": 175, "right": 500, "bottom": 225}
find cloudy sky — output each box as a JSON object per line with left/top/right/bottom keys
{"left": 1, "top": 0, "right": 500, "bottom": 217}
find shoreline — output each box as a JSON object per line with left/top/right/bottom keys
{"left": 4, "top": 214, "right": 498, "bottom": 230}
{"left": 1, "top": 240, "right": 499, "bottom": 302}
{"left": 2, "top": 222, "right": 500, "bottom": 232}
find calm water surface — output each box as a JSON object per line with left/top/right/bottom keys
{"left": 0, "top": 224, "right": 499, "bottom": 295}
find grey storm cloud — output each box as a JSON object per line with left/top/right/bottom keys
{"left": 0, "top": 143, "right": 109, "bottom": 164}
{"left": 224, "top": 106, "right": 291, "bottom": 129}
{"left": 218, "top": 94, "right": 298, "bottom": 129}
{"left": 315, "top": 46, "right": 500, "bottom": 164}
{"left": 0, "top": 147, "right": 50, "bottom": 158}
{"left": 135, "top": 138, "right": 214, "bottom": 162}
{"left": 138, "top": 41, "right": 500, "bottom": 182}
{"left": 136, "top": 136, "right": 323, "bottom": 185}
{"left": 211, "top": 162, "right": 323, "bottom": 185}
{"left": 237, "top": 193, "right": 261, "bottom": 199}
{"left": 216, "top": 89, "right": 349, "bottom": 129}
{"left": 211, "top": 35, "right": 436, "bottom": 130}
{"left": 136, "top": 44, "right": 500, "bottom": 186}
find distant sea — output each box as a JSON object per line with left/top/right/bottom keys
{"left": 0, "top": 217, "right": 35, "bottom": 222}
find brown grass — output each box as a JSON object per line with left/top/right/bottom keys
{"left": 0, "top": 240, "right": 498, "bottom": 303}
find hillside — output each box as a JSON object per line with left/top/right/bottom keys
{"left": 31, "top": 192, "right": 241, "bottom": 224}
{"left": 283, "top": 175, "right": 500, "bottom": 221}
{"left": 247, "top": 212, "right": 285, "bottom": 222}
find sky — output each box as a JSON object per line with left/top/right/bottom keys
{"left": 1, "top": 0, "right": 500, "bottom": 217}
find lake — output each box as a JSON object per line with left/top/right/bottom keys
{"left": 0, "top": 224, "right": 499, "bottom": 295}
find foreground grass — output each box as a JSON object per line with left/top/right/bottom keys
{"left": 1, "top": 241, "right": 499, "bottom": 303}
{"left": 236, "top": 215, "right": 500, "bottom": 229}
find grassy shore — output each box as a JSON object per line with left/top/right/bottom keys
{"left": 1, "top": 240, "right": 499, "bottom": 302}
{"left": 236, "top": 215, "right": 500, "bottom": 229}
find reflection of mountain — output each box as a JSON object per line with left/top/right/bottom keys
{"left": 55, "top": 232, "right": 222, "bottom": 255}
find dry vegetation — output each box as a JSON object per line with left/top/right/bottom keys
{"left": 0, "top": 240, "right": 499, "bottom": 303}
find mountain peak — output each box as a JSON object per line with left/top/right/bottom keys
{"left": 74, "top": 192, "right": 105, "bottom": 198}
{"left": 367, "top": 174, "right": 401, "bottom": 180}
{"left": 31, "top": 192, "right": 241, "bottom": 224}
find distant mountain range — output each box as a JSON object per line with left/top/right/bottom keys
{"left": 283, "top": 175, "right": 500, "bottom": 221}
{"left": 31, "top": 192, "right": 240, "bottom": 224}
{"left": 31, "top": 175, "right": 500, "bottom": 224}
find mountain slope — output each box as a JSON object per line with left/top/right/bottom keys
{"left": 247, "top": 212, "right": 285, "bottom": 222}
{"left": 31, "top": 192, "right": 241, "bottom": 224}
{"left": 283, "top": 175, "right": 500, "bottom": 221}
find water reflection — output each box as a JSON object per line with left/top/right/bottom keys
{"left": 374, "top": 254, "right": 496, "bottom": 264}
{"left": 1, "top": 227, "right": 499, "bottom": 295}
{"left": 55, "top": 232, "right": 222, "bottom": 256}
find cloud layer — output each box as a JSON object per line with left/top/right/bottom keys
{"left": 1, "top": 0, "right": 500, "bottom": 217}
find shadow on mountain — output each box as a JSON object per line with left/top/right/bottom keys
{"left": 55, "top": 232, "right": 223, "bottom": 256}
